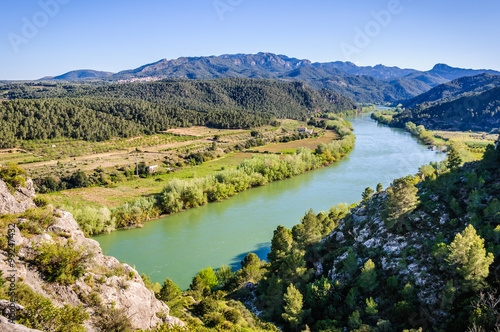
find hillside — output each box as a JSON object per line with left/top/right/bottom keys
{"left": 0, "top": 78, "right": 357, "bottom": 148}
{"left": 404, "top": 73, "right": 500, "bottom": 108}
{"left": 250, "top": 137, "right": 500, "bottom": 331}
{"left": 41, "top": 70, "right": 114, "bottom": 81}
{"left": 393, "top": 87, "right": 500, "bottom": 131}
{"left": 0, "top": 173, "right": 183, "bottom": 331}
{"left": 34, "top": 53, "right": 500, "bottom": 103}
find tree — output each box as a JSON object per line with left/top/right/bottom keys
{"left": 376, "top": 183, "right": 383, "bottom": 193}
{"left": 237, "top": 253, "right": 264, "bottom": 284}
{"left": 365, "top": 297, "right": 379, "bottom": 315}
{"left": 157, "top": 278, "right": 181, "bottom": 303}
{"left": 268, "top": 226, "right": 293, "bottom": 266}
{"left": 446, "top": 225, "right": 494, "bottom": 291}
{"left": 282, "top": 284, "right": 304, "bottom": 330}
{"left": 196, "top": 267, "right": 218, "bottom": 291}
{"left": 215, "top": 265, "right": 235, "bottom": 290}
{"left": 361, "top": 187, "right": 374, "bottom": 202}
{"left": 384, "top": 175, "right": 419, "bottom": 231}
{"left": 342, "top": 248, "right": 358, "bottom": 277}
{"left": 70, "top": 170, "right": 90, "bottom": 188}
{"left": 359, "top": 259, "right": 378, "bottom": 293}
{"left": 446, "top": 146, "right": 462, "bottom": 169}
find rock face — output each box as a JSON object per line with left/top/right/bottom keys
{"left": 0, "top": 179, "right": 36, "bottom": 215}
{"left": 0, "top": 179, "right": 184, "bottom": 330}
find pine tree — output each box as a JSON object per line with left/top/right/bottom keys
{"left": 282, "top": 284, "right": 304, "bottom": 330}
{"left": 376, "top": 183, "right": 383, "bottom": 193}
{"left": 446, "top": 224, "right": 494, "bottom": 291}
{"left": 384, "top": 175, "right": 419, "bottom": 231}
{"left": 157, "top": 278, "right": 181, "bottom": 303}
{"left": 268, "top": 225, "right": 293, "bottom": 265}
{"left": 447, "top": 146, "right": 462, "bottom": 169}
{"left": 359, "top": 259, "right": 378, "bottom": 293}
{"left": 365, "top": 297, "right": 379, "bottom": 315}
{"left": 362, "top": 187, "right": 374, "bottom": 202}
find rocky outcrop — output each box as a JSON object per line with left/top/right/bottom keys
{"left": 0, "top": 179, "right": 36, "bottom": 215}
{"left": 0, "top": 316, "right": 42, "bottom": 332}
{"left": 0, "top": 179, "right": 184, "bottom": 331}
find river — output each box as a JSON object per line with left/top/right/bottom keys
{"left": 93, "top": 111, "right": 446, "bottom": 289}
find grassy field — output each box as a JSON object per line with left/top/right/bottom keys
{"left": 251, "top": 131, "right": 339, "bottom": 153}
{"left": 42, "top": 152, "right": 255, "bottom": 208}
{"left": 430, "top": 130, "right": 497, "bottom": 161}
{"left": 31, "top": 119, "right": 335, "bottom": 209}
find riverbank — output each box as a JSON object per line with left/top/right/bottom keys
{"left": 93, "top": 112, "right": 446, "bottom": 288}
{"left": 371, "top": 108, "right": 495, "bottom": 161}
{"left": 50, "top": 124, "right": 355, "bottom": 236}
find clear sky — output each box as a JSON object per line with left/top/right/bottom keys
{"left": 1, "top": 0, "right": 499, "bottom": 80}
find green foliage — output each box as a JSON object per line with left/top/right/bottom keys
{"left": 384, "top": 175, "right": 419, "bottom": 231}
{"left": 446, "top": 224, "right": 494, "bottom": 291}
{"left": 33, "top": 196, "right": 49, "bottom": 207}
{"left": 13, "top": 283, "right": 88, "bottom": 331}
{"left": 365, "top": 297, "right": 378, "bottom": 315}
{"left": 447, "top": 146, "right": 463, "bottom": 169}
{"left": 282, "top": 284, "right": 304, "bottom": 330}
{"left": 484, "top": 198, "right": 500, "bottom": 223}
{"left": 95, "top": 305, "right": 133, "bottom": 332}
{"left": 158, "top": 278, "right": 182, "bottom": 303}
{"left": 33, "top": 240, "right": 91, "bottom": 284}
{"left": 0, "top": 163, "right": 26, "bottom": 192}
{"left": 361, "top": 187, "right": 374, "bottom": 202}
{"left": 348, "top": 310, "right": 362, "bottom": 330}
{"left": 65, "top": 205, "right": 115, "bottom": 236}
{"left": 359, "top": 259, "right": 378, "bottom": 293}
{"left": 268, "top": 225, "right": 293, "bottom": 267}
{"left": 342, "top": 248, "right": 358, "bottom": 277}
{"left": 215, "top": 265, "right": 236, "bottom": 291}
{"left": 376, "top": 183, "right": 383, "bottom": 193}
{"left": 237, "top": 253, "right": 266, "bottom": 284}
{"left": 197, "top": 267, "right": 219, "bottom": 291}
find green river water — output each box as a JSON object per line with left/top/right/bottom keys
{"left": 93, "top": 112, "right": 446, "bottom": 289}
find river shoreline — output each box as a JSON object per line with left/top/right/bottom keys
{"left": 93, "top": 112, "right": 446, "bottom": 289}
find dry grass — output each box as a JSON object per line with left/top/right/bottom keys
{"left": 251, "top": 131, "right": 338, "bottom": 153}
{"left": 431, "top": 130, "right": 497, "bottom": 144}
{"left": 166, "top": 126, "right": 248, "bottom": 137}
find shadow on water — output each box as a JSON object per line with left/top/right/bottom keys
{"left": 229, "top": 242, "right": 271, "bottom": 270}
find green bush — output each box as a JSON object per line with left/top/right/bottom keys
{"left": 96, "top": 305, "right": 133, "bottom": 332}
{"left": 33, "top": 196, "right": 49, "bottom": 207}
{"left": 0, "top": 163, "right": 26, "bottom": 192}
{"left": 14, "top": 283, "right": 88, "bottom": 332}
{"left": 33, "top": 240, "right": 92, "bottom": 284}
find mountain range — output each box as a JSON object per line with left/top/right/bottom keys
{"left": 39, "top": 53, "right": 500, "bottom": 104}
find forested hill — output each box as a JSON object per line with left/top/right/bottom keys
{"left": 392, "top": 87, "right": 500, "bottom": 131}
{"left": 0, "top": 78, "right": 358, "bottom": 148}
{"left": 403, "top": 73, "right": 500, "bottom": 108}
{"left": 254, "top": 136, "right": 500, "bottom": 331}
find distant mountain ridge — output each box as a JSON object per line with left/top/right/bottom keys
{"left": 37, "top": 52, "right": 500, "bottom": 103}
{"left": 403, "top": 73, "right": 500, "bottom": 108}
{"left": 41, "top": 69, "right": 114, "bottom": 81}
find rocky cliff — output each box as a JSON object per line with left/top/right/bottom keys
{"left": 0, "top": 179, "right": 184, "bottom": 331}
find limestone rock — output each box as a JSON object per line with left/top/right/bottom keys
{"left": 0, "top": 179, "right": 184, "bottom": 331}
{"left": 0, "top": 179, "right": 36, "bottom": 215}
{"left": 0, "top": 316, "right": 42, "bottom": 332}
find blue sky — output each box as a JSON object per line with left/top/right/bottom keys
{"left": 1, "top": 0, "right": 499, "bottom": 80}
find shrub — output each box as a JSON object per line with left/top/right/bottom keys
{"left": 15, "top": 283, "right": 88, "bottom": 332}
{"left": 96, "top": 305, "right": 133, "bottom": 332}
{"left": 0, "top": 163, "right": 26, "bottom": 192}
{"left": 33, "top": 240, "right": 92, "bottom": 284}
{"left": 33, "top": 196, "right": 49, "bottom": 208}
